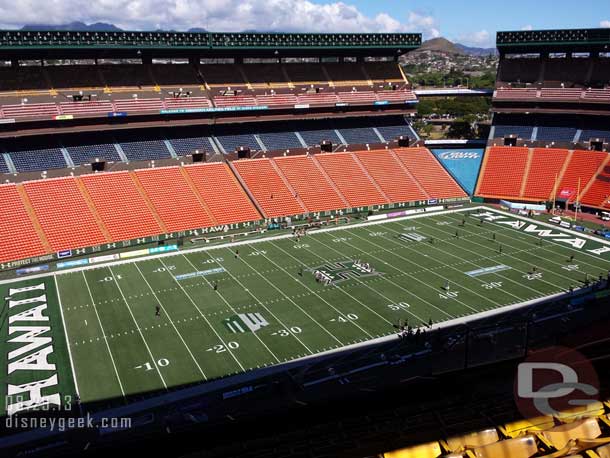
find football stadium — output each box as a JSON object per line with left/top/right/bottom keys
{"left": 1, "top": 22, "right": 610, "bottom": 458}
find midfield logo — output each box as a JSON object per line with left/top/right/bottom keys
{"left": 311, "top": 260, "right": 381, "bottom": 284}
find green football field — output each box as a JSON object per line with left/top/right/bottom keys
{"left": 3, "top": 206, "right": 610, "bottom": 415}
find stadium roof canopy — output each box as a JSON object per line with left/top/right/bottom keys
{"left": 0, "top": 30, "right": 421, "bottom": 59}
{"left": 496, "top": 28, "right": 610, "bottom": 53}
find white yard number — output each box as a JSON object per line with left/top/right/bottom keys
{"left": 209, "top": 342, "right": 239, "bottom": 353}
{"left": 293, "top": 244, "right": 310, "bottom": 249}
{"left": 276, "top": 327, "right": 302, "bottom": 337}
{"left": 99, "top": 275, "right": 122, "bottom": 283}
{"left": 439, "top": 291, "right": 459, "bottom": 300}
{"left": 481, "top": 282, "right": 503, "bottom": 290}
{"left": 336, "top": 313, "right": 358, "bottom": 323}
{"left": 387, "top": 302, "right": 410, "bottom": 311}
{"left": 332, "top": 237, "right": 351, "bottom": 243}
{"left": 522, "top": 272, "right": 543, "bottom": 281}
{"left": 369, "top": 232, "right": 387, "bottom": 237}
{"left": 153, "top": 265, "right": 175, "bottom": 273}
{"left": 248, "top": 250, "right": 267, "bottom": 256}
{"left": 436, "top": 221, "right": 452, "bottom": 226}
{"left": 562, "top": 264, "right": 580, "bottom": 272}
{"left": 137, "top": 358, "right": 170, "bottom": 371}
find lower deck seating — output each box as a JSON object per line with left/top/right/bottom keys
{"left": 184, "top": 163, "right": 262, "bottom": 225}
{"left": 557, "top": 150, "right": 608, "bottom": 203}
{"left": 134, "top": 167, "right": 215, "bottom": 232}
{"left": 394, "top": 148, "right": 467, "bottom": 199}
{"left": 522, "top": 148, "right": 570, "bottom": 200}
{"left": 0, "top": 184, "right": 47, "bottom": 263}
{"left": 233, "top": 158, "right": 305, "bottom": 218}
{"left": 581, "top": 163, "right": 610, "bottom": 208}
{"left": 23, "top": 177, "right": 106, "bottom": 252}
{"left": 355, "top": 149, "right": 428, "bottom": 202}
{"left": 476, "top": 147, "right": 530, "bottom": 198}
{"left": 80, "top": 172, "right": 162, "bottom": 241}
{"left": 273, "top": 155, "right": 347, "bottom": 212}
{"left": 315, "top": 152, "right": 387, "bottom": 207}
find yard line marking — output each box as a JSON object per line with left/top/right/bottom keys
{"left": 233, "top": 248, "right": 347, "bottom": 345}
{"left": 133, "top": 263, "right": 208, "bottom": 381}
{"left": 184, "top": 251, "right": 313, "bottom": 356}
{"left": 379, "top": 223, "right": 537, "bottom": 300}
{"left": 158, "top": 256, "right": 248, "bottom": 370}
{"left": 80, "top": 271, "right": 126, "bottom": 399}
{"left": 108, "top": 266, "right": 167, "bottom": 390}
{"left": 441, "top": 213, "right": 605, "bottom": 286}
{"left": 270, "top": 241, "right": 411, "bottom": 327}
{"left": 341, "top": 229, "right": 495, "bottom": 313}
{"left": 54, "top": 275, "right": 81, "bottom": 399}
{"left": 301, "top": 236, "right": 456, "bottom": 321}
{"left": 402, "top": 217, "right": 567, "bottom": 292}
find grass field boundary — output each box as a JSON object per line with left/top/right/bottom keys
{"left": 54, "top": 275, "right": 80, "bottom": 399}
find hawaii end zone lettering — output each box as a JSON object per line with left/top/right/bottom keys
{"left": 471, "top": 210, "right": 610, "bottom": 256}
{"left": 1, "top": 280, "right": 72, "bottom": 416}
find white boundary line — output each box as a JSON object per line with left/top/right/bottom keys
{"left": 79, "top": 271, "right": 126, "bottom": 398}
{"left": 53, "top": 275, "right": 80, "bottom": 398}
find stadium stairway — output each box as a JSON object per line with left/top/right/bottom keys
{"left": 314, "top": 151, "right": 388, "bottom": 207}
{"left": 0, "top": 184, "right": 49, "bottom": 263}
{"left": 74, "top": 177, "right": 113, "bottom": 243}
{"left": 128, "top": 171, "right": 169, "bottom": 233}
{"left": 272, "top": 154, "right": 349, "bottom": 212}
{"left": 355, "top": 149, "right": 429, "bottom": 203}
{"left": 232, "top": 158, "right": 306, "bottom": 218}
{"left": 393, "top": 148, "right": 467, "bottom": 200}
{"left": 351, "top": 152, "right": 391, "bottom": 202}
{"left": 184, "top": 162, "right": 262, "bottom": 225}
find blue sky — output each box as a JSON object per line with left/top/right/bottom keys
{"left": 0, "top": 0, "right": 609, "bottom": 48}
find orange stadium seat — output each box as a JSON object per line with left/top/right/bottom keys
{"left": 355, "top": 149, "right": 428, "bottom": 203}
{"left": 79, "top": 172, "right": 163, "bottom": 241}
{"left": 581, "top": 163, "right": 610, "bottom": 209}
{"left": 0, "top": 184, "right": 47, "bottom": 263}
{"left": 273, "top": 155, "right": 348, "bottom": 212}
{"left": 23, "top": 177, "right": 107, "bottom": 252}
{"left": 232, "top": 158, "right": 305, "bottom": 218}
{"left": 476, "top": 147, "right": 530, "bottom": 198}
{"left": 522, "top": 148, "right": 570, "bottom": 200}
{"left": 315, "top": 151, "right": 388, "bottom": 207}
{"left": 394, "top": 147, "right": 467, "bottom": 199}
{"left": 134, "top": 167, "right": 215, "bottom": 232}
{"left": 556, "top": 150, "right": 608, "bottom": 203}
{"left": 184, "top": 162, "right": 262, "bottom": 225}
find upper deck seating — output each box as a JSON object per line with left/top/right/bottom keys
{"left": 199, "top": 64, "right": 247, "bottom": 86}
{"left": 112, "top": 98, "right": 164, "bottom": 113}
{"left": 58, "top": 100, "right": 115, "bottom": 116}
{"left": 283, "top": 64, "right": 328, "bottom": 84}
{"left": 337, "top": 127, "right": 381, "bottom": 145}
{"left": 98, "top": 64, "right": 154, "bottom": 87}
{"left": 492, "top": 125, "right": 534, "bottom": 140}
{"left": 494, "top": 87, "right": 538, "bottom": 100}
{"left": 66, "top": 143, "right": 121, "bottom": 165}
{"left": 167, "top": 135, "right": 216, "bottom": 157}
{"left": 258, "top": 131, "right": 302, "bottom": 150}
{"left": 298, "top": 128, "right": 342, "bottom": 146}
{"left": 10, "top": 147, "right": 67, "bottom": 172}
{"left": 363, "top": 62, "right": 404, "bottom": 82}
{"left": 46, "top": 65, "right": 103, "bottom": 89}
{"left": 216, "top": 133, "right": 260, "bottom": 153}
{"left": 0, "top": 66, "right": 49, "bottom": 92}
{"left": 1, "top": 102, "right": 59, "bottom": 119}
{"left": 119, "top": 138, "right": 172, "bottom": 161}
{"left": 150, "top": 64, "right": 201, "bottom": 86}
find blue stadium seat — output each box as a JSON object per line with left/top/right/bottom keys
{"left": 10, "top": 148, "right": 67, "bottom": 172}
{"left": 168, "top": 136, "right": 216, "bottom": 156}
{"left": 66, "top": 144, "right": 122, "bottom": 165}
{"left": 298, "top": 129, "right": 342, "bottom": 146}
{"left": 119, "top": 140, "right": 172, "bottom": 161}
{"left": 0, "top": 155, "right": 9, "bottom": 173}
{"left": 258, "top": 132, "right": 302, "bottom": 150}
{"left": 338, "top": 127, "right": 381, "bottom": 145}
{"left": 493, "top": 125, "right": 534, "bottom": 139}
{"left": 536, "top": 126, "right": 577, "bottom": 142}
{"left": 215, "top": 134, "right": 260, "bottom": 153}
{"left": 376, "top": 124, "right": 418, "bottom": 142}
{"left": 580, "top": 129, "right": 610, "bottom": 141}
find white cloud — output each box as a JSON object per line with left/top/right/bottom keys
{"left": 521, "top": 25, "right": 533, "bottom": 31}
{"left": 455, "top": 29, "right": 493, "bottom": 48}
{"left": 0, "top": 0, "right": 441, "bottom": 37}
{"left": 601, "top": 20, "right": 610, "bottom": 28}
